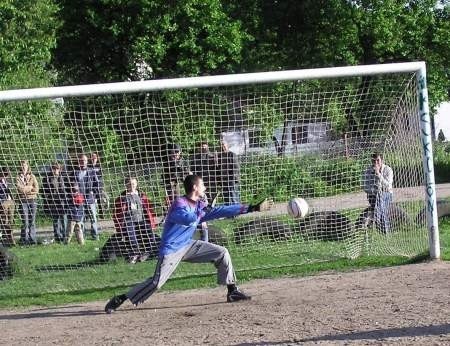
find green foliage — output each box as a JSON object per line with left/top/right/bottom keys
{"left": 433, "top": 141, "right": 450, "bottom": 183}
{"left": 0, "top": 1, "right": 60, "bottom": 169}
{"left": 54, "top": 0, "right": 250, "bottom": 83}
{"left": 243, "top": 96, "right": 285, "bottom": 143}
{"left": 239, "top": 155, "right": 364, "bottom": 202}
{"left": 232, "top": 0, "right": 449, "bottom": 111}
{"left": 326, "top": 99, "right": 349, "bottom": 138}
{"left": 0, "top": 0, "right": 59, "bottom": 89}
{"left": 439, "top": 216, "right": 450, "bottom": 260}
{"left": 0, "top": 100, "right": 67, "bottom": 169}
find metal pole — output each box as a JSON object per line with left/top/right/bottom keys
{"left": 417, "top": 63, "right": 440, "bottom": 259}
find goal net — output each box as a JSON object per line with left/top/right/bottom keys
{"left": 0, "top": 63, "right": 437, "bottom": 296}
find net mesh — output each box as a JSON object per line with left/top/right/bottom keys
{"left": 0, "top": 71, "right": 429, "bottom": 295}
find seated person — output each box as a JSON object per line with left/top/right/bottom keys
{"left": 113, "top": 177, "right": 158, "bottom": 263}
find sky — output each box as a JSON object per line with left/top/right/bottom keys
{"left": 435, "top": 102, "right": 450, "bottom": 140}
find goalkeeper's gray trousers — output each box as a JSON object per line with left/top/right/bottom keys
{"left": 126, "top": 240, "right": 236, "bottom": 306}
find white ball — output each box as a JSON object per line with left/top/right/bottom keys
{"left": 287, "top": 198, "right": 309, "bottom": 218}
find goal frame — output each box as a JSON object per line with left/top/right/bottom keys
{"left": 0, "top": 61, "right": 439, "bottom": 259}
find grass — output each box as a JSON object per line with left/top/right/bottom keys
{"left": 0, "top": 214, "right": 448, "bottom": 309}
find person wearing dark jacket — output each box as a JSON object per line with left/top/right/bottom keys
{"left": 42, "top": 163, "right": 68, "bottom": 243}
{"left": 65, "top": 154, "right": 100, "bottom": 240}
{"left": 217, "top": 141, "right": 240, "bottom": 204}
{"left": 189, "top": 141, "right": 218, "bottom": 199}
{"left": 161, "top": 144, "right": 191, "bottom": 207}
{"left": 90, "top": 152, "right": 107, "bottom": 218}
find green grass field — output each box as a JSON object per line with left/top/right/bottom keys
{"left": 0, "top": 209, "right": 445, "bottom": 309}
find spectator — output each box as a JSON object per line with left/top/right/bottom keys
{"left": 16, "top": 160, "right": 39, "bottom": 245}
{"left": 189, "top": 141, "right": 218, "bottom": 199}
{"left": 113, "top": 177, "right": 158, "bottom": 263}
{"left": 0, "top": 167, "right": 15, "bottom": 247}
{"left": 65, "top": 154, "right": 100, "bottom": 240}
{"left": 190, "top": 141, "right": 219, "bottom": 242}
{"left": 217, "top": 141, "right": 240, "bottom": 204}
{"left": 363, "top": 152, "right": 393, "bottom": 233}
{"left": 90, "top": 152, "right": 108, "bottom": 219}
{"left": 42, "top": 162, "right": 68, "bottom": 243}
{"left": 66, "top": 183, "right": 85, "bottom": 245}
{"left": 161, "top": 143, "right": 191, "bottom": 206}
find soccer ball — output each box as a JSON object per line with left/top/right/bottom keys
{"left": 287, "top": 197, "right": 309, "bottom": 218}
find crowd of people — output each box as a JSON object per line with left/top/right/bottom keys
{"left": 162, "top": 141, "right": 241, "bottom": 207}
{"left": 0, "top": 143, "right": 393, "bottom": 255}
{"left": 0, "top": 140, "right": 242, "bottom": 249}
{"left": 0, "top": 153, "right": 104, "bottom": 247}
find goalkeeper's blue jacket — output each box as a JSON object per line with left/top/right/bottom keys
{"left": 160, "top": 196, "right": 248, "bottom": 256}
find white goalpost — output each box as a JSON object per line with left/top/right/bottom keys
{"left": 0, "top": 62, "right": 439, "bottom": 295}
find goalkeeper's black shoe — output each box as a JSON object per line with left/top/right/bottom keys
{"left": 227, "top": 288, "right": 252, "bottom": 303}
{"left": 105, "top": 294, "right": 127, "bottom": 314}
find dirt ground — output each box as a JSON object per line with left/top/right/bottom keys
{"left": 0, "top": 261, "right": 449, "bottom": 345}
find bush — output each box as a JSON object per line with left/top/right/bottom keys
{"left": 239, "top": 154, "right": 364, "bottom": 202}
{"left": 434, "top": 142, "right": 450, "bottom": 183}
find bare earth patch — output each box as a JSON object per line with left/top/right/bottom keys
{"left": 1, "top": 261, "right": 450, "bottom": 345}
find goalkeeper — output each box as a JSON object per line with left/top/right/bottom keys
{"left": 105, "top": 174, "right": 270, "bottom": 313}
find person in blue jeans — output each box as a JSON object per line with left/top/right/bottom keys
{"left": 42, "top": 162, "right": 68, "bottom": 243}
{"left": 363, "top": 152, "right": 394, "bottom": 233}
{"left": 66, "top": 183, "right": 85, "bottom": 245}
{"left": 16, "top": 160, "right": 39, "bottom": 245}
{"left": 105, "top": 174, "right": 271, "bottom": 313}
{"left": 65, "top": 154, "right": 100, "bottom": 240}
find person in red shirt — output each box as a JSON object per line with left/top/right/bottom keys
{"left": 113, "top": 177, "right": 158, "bottom": 263}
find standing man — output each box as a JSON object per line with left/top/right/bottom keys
{"left": 65, "top": 154, "right": 100, "bottom": 240}
{"left": 190, "top": 141, "right": 218, "bottom": 199}
{"left": 42, "top": 162, "right": 68, "bottom": 243}
{"left": 161, "top": 143, "right": 191, "bottom": 207}
{"left": 0, "top": 167, "right": 15, "bottom": 247}
{"left": 113, "top": 177, "right": 158, "bottom": 263}
{"left": 16, "top": 160, "right": 39, "bottom": 245}
{"left": 189, "top": 141, "right": 219, "bottom": 242}
{"left": 217, "top": 140, "right": 240, "bottom": 204}
{"left": 104, "top": 174, "right": 270, "bottom": 313}
{"left": 363, "top": 152, "right": 393, "bottom": 233}
{"left": 90, "top": 152, "right": 107, "bottom": 219}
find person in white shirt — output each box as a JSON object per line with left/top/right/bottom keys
{"left": 363, "top": 153, "right": 393, "bottom": 233}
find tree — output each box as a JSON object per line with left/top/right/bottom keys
{"left": 0, "top": 1, "right": 61, "bottom": 167}
{"left": 438, "top": 129, "right": 446, "bottom": 142}
{"left": 231, "top": 0, "right": 449, "bottom": 111}
{"left": 53, "top": 0, "right": 250, "bottom": 84}
{"left": 0, "top": 0, "right": 59, "bottom": 89}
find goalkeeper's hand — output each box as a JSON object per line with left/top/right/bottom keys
{"left": 247, "top": 197, "right": 273, "bottom": 212}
